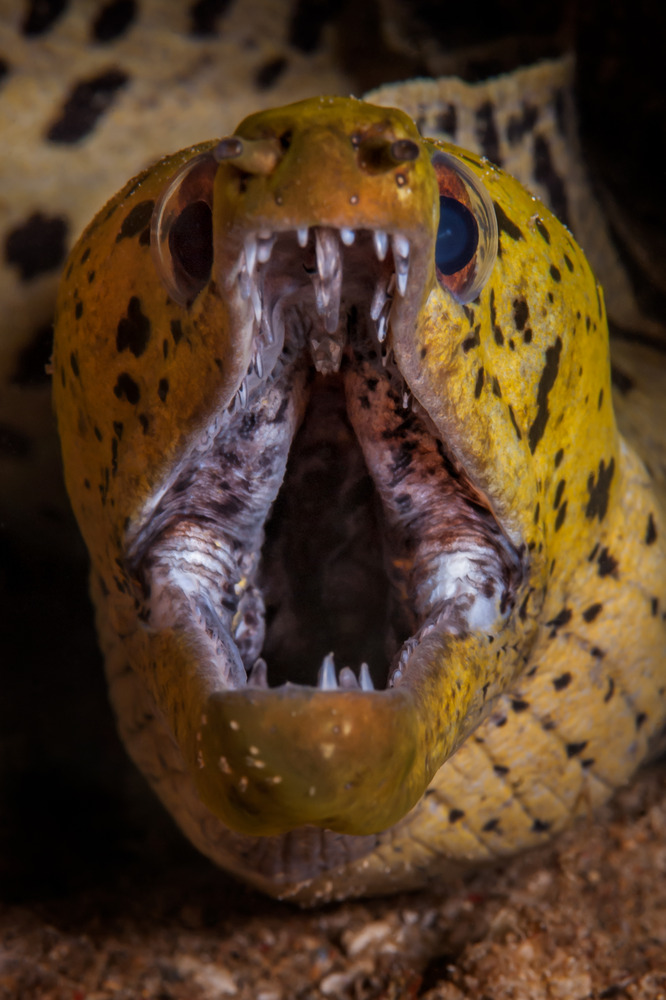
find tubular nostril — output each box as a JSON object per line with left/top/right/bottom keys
{"left": 214, "top": 135, "right": 283, "bottom": 175}
{"left": 357, "top": 136, "right": 420, "bottom": 174}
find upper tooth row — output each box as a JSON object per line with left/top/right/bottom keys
{"left": 246, "top": 652, "right": 376, "bottom": 691}
{"left": 240, "top": 228, "right": 410, "bottom": 276}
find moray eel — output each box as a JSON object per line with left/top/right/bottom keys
{"left": 52, "top": 95, "right": 666, "bottom": 904}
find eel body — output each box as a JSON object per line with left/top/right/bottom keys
{"left": 52, "top": 76, "right": 666, "bottom": 903}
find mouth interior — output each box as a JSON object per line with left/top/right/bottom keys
{"left": 129, "top": 226, "right": 521, "bottom": 694}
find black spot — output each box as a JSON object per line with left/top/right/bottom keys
{"left": 566, "top": 741, "right": 588, "bottom": 758}
{"left": 10, "top": 324, "right": 53, "bottom": 385}
{"left": 255, "top": 56, "right": 288, "bottom": 90}
{"left": 635, "top": 712, "right": 647, "bottom": 730}
{"left": 534, "top": 217, "right": 550, "bottom": 244}
{"left": 563, "top": 254, "right": 574, "bottom": 272}
{"left": 448, "top": 808, "right": 465, "bottom": 823}
{"left": 650, "top": 597, "right": 659, "bottom": 617}
{"left": 610, "top": 365, "right": 634, "bottom": 394}
{"left": 288, "top": 0, "right": 337, "bottom": 52}
{"left": 531, "top": 818, "right": 551, "bottom": 833}
{"left": 585, "top": 458, "right": 615, "bottom": 521}
{"left": 112, "top": 420, "right": 123, "bottom": 439}
{"left": 189, "top": 0, "right": 233, "bottom": 35}
{"left": 111, "top": 436, "right": 119, "bottom": 474}
{"left": 474, "top": 367, "right": 484, "bottom": 398}
{"left": 646, "top": 513, "right": 657, "bottom": 545}
{"left": 0, "top": 57, "right": 8, "bottom": 82}
{"left": 546, "top": 608, "right": 571, "bottom": 635}
{"left": 475, "top": 101, "right": 501, "bottom": 165}
{"left": 21, "top": 0, "right": 67, "bottom": 35}
{"left": 533, "top": 501, "right": 540, "bottom": 524}
{"left": 493, "top": 764, "right": 509, "bottom": 776}
{"left": 5, "top": 212, "right": 68, "bottom": 280}
{"left": 582, "top": 603, "right": 602, "bottom": 623}
{"left": 508, "top": 405, "right": 522, "bottom": 440}
{"left": 549, "top": 264, "right": 561, "bottom": 283}
{"left": 92, "top": 0, "right": 137, "bottom": 42}
{"left": 513, "top": 298, "right": 529, "bottom": 331}
{"left": 528, "top": 337, "right": 562, "bottom": 453}
{"left": 462, "top": 325, "right": 480, "bottom": 352}
{"left": 598, "top": 388, "right": 604, "bottom": 410}
{"left": 115, "top": 200, "right": 155, "bottom": 242}
{"left": 523, "top": 328, "right": 533, "bottom": 344}
{"left": 139, "top": 413, "right": 149, "bottom": 433}
{"left": 554, "top": 500, "right": 567, "bottom": 531}
{"left": 170, "top": 319, "right": 183, "bottom": 345}
{"left": 113, "top": 372, "right": 140, "bottom": 404}
{"left": 116, "top": 296, "right": 151, "bottom": 357}
{"left": 494, "top": 202, "right": 524, "bottom": 242}
{"left": 157, "top": 378, "right": 169, "bottom": 402}
{"left": 554, "top": 448, "right": 564, "bottom": 468}
{"left": 553, "top": 672, "right": 572, "bottom": 691}
{"left": 482, "top": 817, "right": 500, "bottom": 833}
{"left": 506, "top": 103, "right": 539, "bottom": 144}
{"left": 435, "top": 104, "right": 457, "bottom": 137}
{"left": 597, "top": 547, "right": 618, "bottom": 578}
{"left": 46, "top": 69, "right": 129, "bottom": 143}
{"left": 87, "top": 270, "right": 96, "bottom": 283}
{"left": 93, "top": 425, "right": 102, "bottom": 442}
{"left": 0, "top": 423, "right": 31, "bottom": 458}
{"left": 603, "top": 677, "right": 615, "bottom": 703}
{"left": 511, "top": 698, "right": 529, "bottom": 713}
{"left": 491, "top": 377, "right": 502, "bottom": 398}
{"left": 553, "top": 479, "right": 565, "bottom": 509}
{"left": 533, "top": 134, "right": 569, "bottom": 226}
{"left": 69, "top": 352, "right": 79, "bottom": 377}
{"left": 489, "top": 289, "right": 504, "bottom": 345}
{"left": 75, "top": 300, "right": 83, "bottom": 319}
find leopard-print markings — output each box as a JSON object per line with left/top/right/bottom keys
{"left": 53, "top": 93, "right": 666, "bottom": 901}
{"left": 0, "top": 0, "right": 353, "bottom": 553}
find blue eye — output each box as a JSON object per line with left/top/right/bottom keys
{"left": 429, "top": 148, "right": 498, "bottom": 303}
{"left": 435, "top": 196, "right": 479, "bottom": 275}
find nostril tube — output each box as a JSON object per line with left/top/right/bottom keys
{"left": 390, "top": 139, "right": 419, "bottom": 163}
{"left": 214, "top": 135, "right": 283, "bottom": 175}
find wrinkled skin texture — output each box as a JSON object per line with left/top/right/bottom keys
{"left": 53, "top": 94, "right": 666, "bottom": 904}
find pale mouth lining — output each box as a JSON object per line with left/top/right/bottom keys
{"left": 127, "top": 225, "right": 522, "bottom": 694}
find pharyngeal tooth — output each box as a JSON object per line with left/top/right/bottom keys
{"left": 339, "top": 666, "right": 359, "bottom": 689}
{"left": 257, "top": 234, "right": 275, "bottom": 263}
{"left": 340, "top": 227, "right": 355, "bottom": 246}
{"left": 373, "top": 229, "right": 388, "bottom": 260}
{"left": 317, "top": 652, "right": 338, "bottom": 690}
{"left": 297, "top": 226, "right": 309, "bottom": 248}
{"left": 359, "top": 662, "right": 374, "bottom": 691}
{"left": 244, "top": 235, "right": 257, "bottom": 276}
{"left": 313, "top": 228, "right": 342, "bottom": 334}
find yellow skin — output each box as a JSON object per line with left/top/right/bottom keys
{"left": 53, "top": 97, "right": 666, "bottom": 903}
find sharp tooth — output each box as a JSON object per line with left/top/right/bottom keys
{"left": 244, "top": 236, "right": 257, "bottom": 276}
{"left": 314, "top": 229, "right": 342, "bottom": 333}
{"left": 297, "top": 227, "right": 308, "bottom": 248}
{"left": 390, "top": 667, "right": 403, "bottom": 687}
{"left": 317, "top": 652, "right": 338, "bottom": 690}
{"left": 359, "top": 662, "right": 374, "bottom": 691}
{"left": 237, "top": 379, "right": 248, "bottom": 409}
{"left": 251, "top": 283, "right": 262, "bottom": 323}
{"left": 402, "top": 390, "right": 410, "bottom": 409}
{"left": 339, "top": 666, "right": 359, "bottom": 689}
{"left": 257, "top": 234, "right": 275, "bottom": 263}
{"left": 392, "top": 233, "right": 410, "bottom": 259}
{"left": 396, "top": 266, "right": 408, "bottom": 297}
{"left": 248, "top": 657, "right": 268, "bottom": 688}
{"left": 238, "top": 265, "right": 252, "bottom": 300}
{"left": 254, "top": 346, "right": 264, "bottom": 378}
{"left": 370, "top": 280, "right": 388, "bottom": 321}
{"left": 373, "top": 229, "right": 388, "bottom": 260}
{"left": 340, "top": 228, "right": 355, "bottom": 246}
{"left": 377, "top": 312, "right": 388, "bottom": 343}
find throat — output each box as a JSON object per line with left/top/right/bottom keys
{"left": 259, "top": 374, "right": 406, "bottom": 689}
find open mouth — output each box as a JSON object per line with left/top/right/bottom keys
{"left": 126, "top": 221, "right": 523, "bottom": 699}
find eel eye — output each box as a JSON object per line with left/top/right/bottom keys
{"left": 430, "top": 150, "right": 498, "bottom": 304}
{"left": 151, "top": 151, "right": 217, "bottom": 306}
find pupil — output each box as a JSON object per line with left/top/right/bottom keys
{"left": 435, "top": 196, "right": 478, "bottom": 275}
{"left": 169, "top": 200, "right": 213, "bottom": 282}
